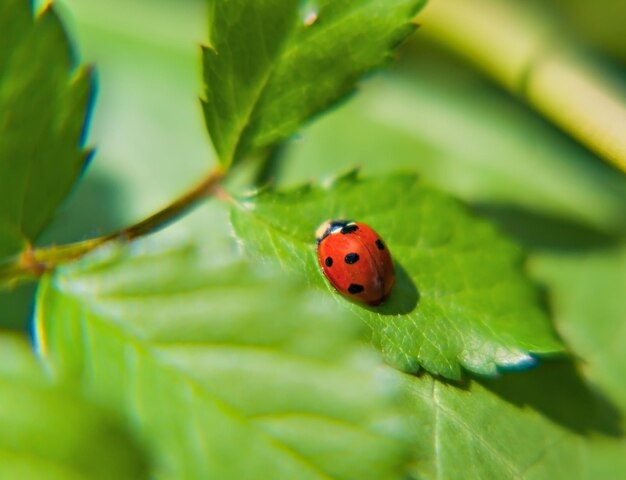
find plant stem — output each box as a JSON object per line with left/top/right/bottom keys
{"left": 108, "top": 168, "right": 225, "bottom": 241}
{"left": 0, "top": 167, "right": 226, "bottom": 287}
{"left": 418, "top": 0, "right": 626, "bottom": 173}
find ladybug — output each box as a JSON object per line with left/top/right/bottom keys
{"left": 316, "top": 219, "right": 395, "bottom": 306}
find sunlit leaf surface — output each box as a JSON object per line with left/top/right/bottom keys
{"left": 231, "top": 173, "right": 562, "bottom": 378}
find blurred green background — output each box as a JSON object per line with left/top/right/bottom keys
{"left": 2, "top": 0, "right": 625, "bottom": 330}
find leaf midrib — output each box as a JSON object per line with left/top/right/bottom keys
{"left": 228, "top": 12, "right": 301, "bottom": 165}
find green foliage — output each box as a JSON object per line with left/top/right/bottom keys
{"left": 400, "top": 246, "right": 626, "bottom": 479}
{"left": 0, "top": 0, "right": 93, "bottom": 259}
{"left": 406, "top": 240, "right": 626, "bottom": 479}
{"left": 0, "top": 334, "right": 147, "bottom": 480}
{"left": 403, "top": 364, "right": 626, "bottom": 479}
{"left": 36, "top": 238, "right": 414, "bottom": 479}
{"left": 531, "top": 246, "right": 626, "bottom": 411}
{"left": 230, "top": 173, "right": 562, "bottom": 379}
{"left": 202, "top": 0, "right": 425, "bottom": 168}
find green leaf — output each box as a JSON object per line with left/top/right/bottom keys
{"left": 202, "top": 0, "right": 425, "bottom": 168}
{"left": 230, "top": 173, "right": 563, "bottom": 379}
{"left": 531, "top": 245, "right": 626, "bottom": 411}
{"left": 35, "top": 239, "right": 413, "bottom": 479}
{"left": 0, "top": 0, "right": 94, "bottom": 259}
{"left": 0, "top": 333, "right": 147, "bottom": 480}
{"left": 403, "top": 364, "right": 626, "bottom": 480}
{"left": 406, "top": 242, "right": 626, "bottom": 480}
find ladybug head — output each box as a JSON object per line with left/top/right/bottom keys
{"left": 315, "top": 219, "right": 355, "bottom": 243}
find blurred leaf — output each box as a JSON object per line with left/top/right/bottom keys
{"left": 36, "top": 239, "right": 413, "bottom": 479}
{"left": 403, "top": 364, "right": 626, "bottom": 480}
{"left": 282, "top": 72, "right": 626, "bottom": 235}
{"left": 202, "top": 0, "right": 425, "bottom": 168}
{"left": 0, "top": 0, "right": 94, "bottom": 258}
{"left": 531, "top": 245, "right": 626, "bottom": 411}
{"left": 0, "top": 333, "right": 147, "bottom": 480}
{"left": 230, "top": 173, "right": 562, "bottom": 379}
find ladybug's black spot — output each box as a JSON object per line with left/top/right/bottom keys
{"left": 348, "top": 284, "right": 364, "bottom": 294}
{"left": 325, "top": 257, "right": 333, "bottom": 267}
{"left": 340, "top": 224, "right": 359, "bottom": 234}
{"left": 344, "top": 253, "right": 360, "bottom": 264}
{"left": 375, "top": 239, "right": 385, "bottom": 250}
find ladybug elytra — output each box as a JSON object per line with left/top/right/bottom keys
{"left": 316, "top": 220, "right": 395, "bottom": 306}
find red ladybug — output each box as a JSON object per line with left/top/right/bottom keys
{"left": 316, "top": 220, "right": 395, "bottom": 306}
